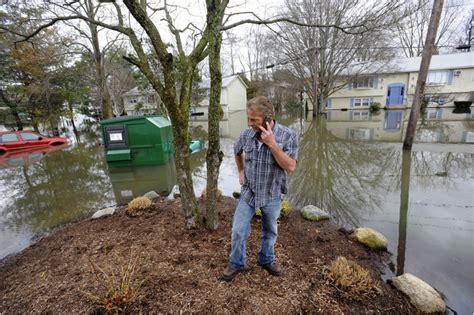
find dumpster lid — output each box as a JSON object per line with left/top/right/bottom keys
{"left": 100, "top": 115, "right": 170, "bottom": 126}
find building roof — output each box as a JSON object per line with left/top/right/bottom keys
{"left": 199, "top": 75, "right": 248, "bottom": 89}
{"left": 346, "top": 52, "right": 474, "bottom": 75}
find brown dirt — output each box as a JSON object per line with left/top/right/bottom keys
{"left": 0, "top": 197, "right": 420, "bottom": 314}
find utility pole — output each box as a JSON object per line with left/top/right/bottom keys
{"left": 403, "top": 0, "right": 444, "bottom": 150}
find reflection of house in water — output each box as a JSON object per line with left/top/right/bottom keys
{"left": 189, "top": 110, "right": 248, "bottom": 139}
{"left": 325, "top": 109, "right": 474, "bottom": 143}
{"left": 107, "top": 160, "right": 177, "bottom": 205}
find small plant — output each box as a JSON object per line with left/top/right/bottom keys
{"left": 82, "top": 251, "right": 146, "bottom": 314}
{"left": 324, "top": 256, "right": 380, "bottom": 299}
{"left": 255, "top": 199, "right": 293, "bottom": 218}
{"left": 369, "top": 102, "right": 381, "bottom": 113}
{"left": 127, "top": 197, "right": 151, "bottom": 217}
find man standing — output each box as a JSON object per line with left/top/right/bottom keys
{"left": 221, "top": 96, "right": 299, "bottom": 281}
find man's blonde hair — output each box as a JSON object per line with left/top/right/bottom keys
{"left": 247, "top": 96, "right": 274, "bottom": 118}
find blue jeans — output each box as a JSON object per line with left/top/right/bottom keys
{"left": 229, "top": 198, "right": 281, "bottom": 269}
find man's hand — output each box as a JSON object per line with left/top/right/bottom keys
{"left": 239, "top": 170, "right": 245, "bottom": 185}
{"left": 259, "top": 121, "right": 296, "bottom": 173}
{"left": 257, "top": 121, "right": 277, "bottom": 148}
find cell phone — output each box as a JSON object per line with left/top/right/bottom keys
{"left": 262, "top": 116, "right": 272, "bottom": 130}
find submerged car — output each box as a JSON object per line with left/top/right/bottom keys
{"left": 0, "top": 131, "right": 68, "bottom": 155}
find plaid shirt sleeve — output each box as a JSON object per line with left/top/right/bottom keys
{"left": 283, "top": 132, "right": 299, "bottom": 161}
{"left": 234, "top": 133, "right": 244, "bottom": 156}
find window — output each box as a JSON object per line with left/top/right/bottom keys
{"left": 348, "top": 128, "right": 372, "bottom": 140}
{"left": 353, "top": 111, "right": 370, "bottom": 120}
{"left": 0, "top": 133, "right": 19, "bottom": 143}
{"left": 465, "top": 131, "right": 474, "bottom": 143}
{"left": 129, "top": 98, "right": 138, "bottom": 104}
{"left": 427, "top": 71, "right": 448, "bottom": 85}
{"left": 426, "top": 110, "right": 439, "bottom": 120}
{"left": 353, "top": 77, "right": 374, "bottom": 88}
{"left": 416, "top": 129, "right": 441, "bottom": 142}
{"left": 424, "top": 94, "right": 447, "bottom": 105}
{"left": 353, "top": 98, "right": 372, "bottom": 107}
{"left": 20, "top": 132, "right": 41, "bottom": 141}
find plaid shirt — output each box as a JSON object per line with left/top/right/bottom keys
{"left": 234, "top": 122, "right": 299, "bottom": 209}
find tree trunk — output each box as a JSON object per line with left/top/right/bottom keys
{"left": 89, "top": 22, "right": 113, "bottom": 119}
{"left": 68, "top": 102, "right": 80, "bottom": 143}
{"left": 403, "top": 0, "right": 444, "bottom": 149}
{"left": 0, "top": 89, "right": 23, "bottom": 130}
{"left": 169, "top": 104, "right": 202, "bottom": 228}
{"left": 396, "top": 149, "right": 411, "bottom": 276}
{"left": 161, "top": 55, "right": 202, "bottom": 228}
{"left": 205, "top": 0, "right": 224, "bottom": 230}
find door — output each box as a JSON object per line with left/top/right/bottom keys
{"left": 386, "top": 84, "right": 405, "bottom": 106}
{"left": 19, "top": 132, "right": 49, "bottom": 148}
{"left": 384, "top": 111, "right": 403, "bottom": 130}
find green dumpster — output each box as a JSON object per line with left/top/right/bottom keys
{"left": 100, "top": 115, "right": 173, "bottom": 167}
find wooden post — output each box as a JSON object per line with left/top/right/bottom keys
{"left": 403, "top": 0, "right": 444, "bottom": 149}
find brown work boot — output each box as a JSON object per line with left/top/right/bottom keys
{"left": 219, "top": 264, "right": 242, "bottom": 281}
{"left": 258, "top": 262, "right": 282, "bottom": 276}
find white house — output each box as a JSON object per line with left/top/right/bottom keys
{"left": 122, "top": 87, "right": 162, "bottom": 116}
{"left": 192, "top": 75, "right": 248, "bottom": 121}
{"left": 123, "top": 75, "right": 248, "bottom": 119}
{"left": 326, "top": 52, "right": 474, "bottom": 110}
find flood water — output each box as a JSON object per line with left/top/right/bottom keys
{"left": 1, "top": 108, "right": 473, "bottom": 313}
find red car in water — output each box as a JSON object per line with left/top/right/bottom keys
{"left": 0, "top": 131, "right": 68, "bottom": 155}
{"left": 0, "top": 143, "right": 69, "bottom": 169}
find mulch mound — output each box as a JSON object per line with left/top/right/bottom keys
{"left": 0, "top": 197, "right": 419, "bottom": 314}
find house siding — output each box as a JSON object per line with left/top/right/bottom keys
{"left": 327, "top": 56, "right": 474, "bottom": 110}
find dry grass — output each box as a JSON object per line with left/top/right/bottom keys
{"left": 200, "top": 188, "right": 222, "bottom": 201}
{"left": 126, "top": 197, "right": 151, "bottom": 217}
{"left": 82, "top": 250, "right": 146, "bottom": 314}
{"left": 325, "top": 256, "right": 380, "bottom": 300}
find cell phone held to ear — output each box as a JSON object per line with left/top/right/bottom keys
{"left": 263, "top": 116, "right": 272, "bottom": 130}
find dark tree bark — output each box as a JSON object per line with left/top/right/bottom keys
{"left": 205, "top": 0, "right": 226, "bottom": 230}
{"left": 404, "top": 0, "right": 444, "bottom": 149}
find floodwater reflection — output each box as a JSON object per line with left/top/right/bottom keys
{"left": 0, "top": 144, "right": 114, "bottom": 258}
{"left": 288, "top": 115, "right": 395, "bottom": 226}
{"left": 108, "top": 160, "right": 177, "bottom": 205}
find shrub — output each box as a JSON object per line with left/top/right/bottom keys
{"left": 255, "top": 199, "right": 292, "bottom": 218}
{"left": 370, "top": 102, "right": 381, "bottom": 113}
{"left": 127, "top": 197, "right": 151, "bottom": 217}
{"left": 82, "top": 251, "right": 145, "bottom": 313}
{"left": 325, "top": 256, "right": 380, "bottom": 299}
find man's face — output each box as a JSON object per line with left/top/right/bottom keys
{"left": 247, "top": 109, "right": 264, "bottom": 132}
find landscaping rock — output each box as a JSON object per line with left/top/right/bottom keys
{"left": 300, "top": 205, "right": 330, "bottom": 221}
{"left": 351, "top": 227, "right": 387, "bottom": 250}
{"left": 390, "top": 273, "right": 446, "bottom": 313}
{"left": 143, "top": 190, "right": 160, "bottom": 201}
{"left": 91, "top": 207, "right": 115, "bottom": 219}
